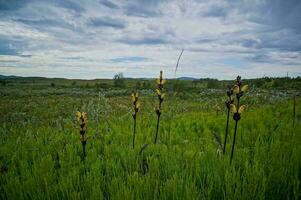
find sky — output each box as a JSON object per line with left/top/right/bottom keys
{"left": 0, "top": 0, "right": 301, "bottom": 79}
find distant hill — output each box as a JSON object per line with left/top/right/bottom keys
{"left": 177, "top": 77, "right": 197, "bottom": 80}
{"left": 0, "top": 75, "right": 19, "bottom": 79}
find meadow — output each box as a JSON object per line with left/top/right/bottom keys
{"left": 0, "top": 76, "right": 300, "bottom": 199}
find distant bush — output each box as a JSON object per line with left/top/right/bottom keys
{"left": 95, "top": 82, "right": 110, "bottom": 89}
{"left": 0, "top": 80, "right": 6, "bottom": 86}
{"left": 113, "top": 73, "right": 126, "bottom": 88}
{"left": 135, "top": 81, "right": 141, "bottom": 89}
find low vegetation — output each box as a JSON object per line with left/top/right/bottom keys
{"left": 0, "top": 74, "right": 300, "bottom": 199}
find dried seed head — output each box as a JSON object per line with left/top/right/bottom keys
{"left": 233, "top": 85, "right": 240, "bottom": 94}
{"left": 241, "top": 85, "right": 249, "bottom": 92}
{"left": 229, "top": 104, "right": 237, "bottom": 113}
{"left": 76, "top": 111, "right": 87, "bottom": 130}
{"left": 157, "top": 71, "right": 166, "bottom": 89}
{"left": 80, "top": 134, "right": 90, "bottom": 142}
{"left": 233, "top": 113, "right": 241, "bottom": 121}
{"left": 132, "top": 92, "right": 139, "bottom": 103}
{"left": 238, "top": 105, "right": 246, "bottom": 113}
{"left": 236, "top": 76, "right": 242, "bottom": 86}
{"left": 226, "top": 86, "right": 233, "bottom": 97}
{"left": 132, "top": 92, "right": 140, "bottom": 119}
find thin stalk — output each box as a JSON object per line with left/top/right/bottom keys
{"left": 133, "top": 118, "right": 136, "bottom": 148}
{"left": 82, "top": 142, "right": 86, "bottom": 161}
{"left": 230, "top": 120, "right": 238, "bottom": 164}
{"left": 230, "top": 98, "right": 240, "bottom": 164}
{"left": 154, "top": 115, "right": 161, "bottom": 144}
{"left": 223, "top": 108, "right": 230, "bottom": 154}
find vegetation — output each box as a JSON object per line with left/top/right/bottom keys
{"left": 76, "top": 111, "right": 88, "bottom": 161}
{"left": 223, "top": 86, "right": 234, "bottom": 154}
{"left": 131, "top": 92, "right": 140, "bottom": 149}
{"left": 113, "top": 73, "right": 126, "bottom": 88}
{"left": 154, "top": 71, "right": 166, "bottom": 144}
{"left": 0, "top": 74, "right": 300, "bottom": 199}
{"left": 228, "top": 76, "right": 248, "bottom": 163}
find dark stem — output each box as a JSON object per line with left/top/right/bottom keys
{"left": 154, "top": 115, "right": 161, "bottom": 144}
{"left": 133, "top": 118, "right": 136, "bottom": 149}
{"left": 230, "top": 97, "right": 240, "bottom": 164}
{"left": 230, "top": 120, "right": 238, "bottom": 164}
{"left": 223, "top": 108, "right": 230, "bottom": 154}
{"left": 82, "top": 143, "right": 86, "bottom": 161}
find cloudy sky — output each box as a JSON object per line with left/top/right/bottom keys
{"left": 0, "top": 0, "right": 301, "bottom": 79}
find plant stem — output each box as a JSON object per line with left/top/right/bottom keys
{"left": 223, "top": 108, "right": 230, "bottom": 154}
{"left": 154, "top": 115, "right": 161, "bottom": 144}
{"left": 230, "top": 120, "right": 238, "bottom": 164}
{"left": 133, "top": 118, "right": 136, "bottom": 149}
{"left": 230, "top": 97, "right": 240, "bottom": 164}
{"left": 82, "top": 143, "right": 86, "bottom": 161}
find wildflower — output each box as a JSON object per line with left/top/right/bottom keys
{"left": 229, "top": 76, "right": 248, "bottom": 163}
{"left": 76, "top": 111, "right": 88, "bottom": 161}
{"left": 132, "top": 92, "right": 140, "bottom": 148}
{"left": 154, "top": 70, "right": 166, "bottom": 144}
{"left": 223, "top": 86, "right": 234, "bottom": 154}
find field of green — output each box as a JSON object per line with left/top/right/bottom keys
{"left": 0, "top": 77, "right": 300, "bottom": 199}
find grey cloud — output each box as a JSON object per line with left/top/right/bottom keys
{"left": 16, "top": 18, "right": 77, "bottom": 31}
{"left": 53, "top": 0, "right": 85, "bottom": 13}
{"left": 0, "top": 37, "right": 28, "bottom": 56}
{"left": 0, "top": 0, "right": 300, "bottom": 79}
{"left": 123, "top": 0, "right": 166, "bottom": 17}
{"left": 88, "top": 17, "right": 126, "bottom": 29}
{"left": 99, "top": 0, "right": 119, "bottom": 9}
{"left": 202, "top": 5, "right": 227, "bottom": 18}
{"left": 118, "top": 37, "right": 167, "bottom": 45}
{"left": 0, "top": 0, "right": 29, "bottom": 11}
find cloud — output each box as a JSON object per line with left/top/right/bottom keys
{"left": 0, "top": 0, "right": 300, "bottom": 79}
{"left": 108, "top": 56, "right": 149, "bottom": 63}
{"left": 0, "top": 0, "right": 29, "bottom": 11}
{"left": 202, "top": 5, "right": 227, "bottom": 18}
{"left": 123, "top": 0, "right": 166, "bottom": 17}
{"left": 54, "top": 0, "right": 85, "bottom": 13}
{"left": 0, "top": 34, "right": 30, "bottom": 56}
{"left": 87, "top": 17, "right": 126, "bottom": 29}
{"left": 118, "top": 37, "right": 167, "bottom": 45}
{"left": 99, "top": 0, "right": 119, "bottom": 9}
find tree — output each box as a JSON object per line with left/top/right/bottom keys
{"left": 113, "top": 73, "right": 126, "bottom": 88}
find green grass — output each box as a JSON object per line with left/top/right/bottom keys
{"left": 0, "top": 84, "right": 300, "bottom": 199}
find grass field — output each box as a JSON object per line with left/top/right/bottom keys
{"left": 0, "top": 78, "right": 300, "bottom": 199}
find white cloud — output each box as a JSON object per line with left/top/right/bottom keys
{"left": 0, "top": 0, "right": 300, "bottom": 79}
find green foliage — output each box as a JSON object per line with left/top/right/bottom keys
{"left": 113, "top": 73, "right": 126, "bottom": 88}
{"left": 0, "top": 80, "right": 300, "bottom": 199}
{"left": 0, "top": 80, "right": 6, "bottom": 86}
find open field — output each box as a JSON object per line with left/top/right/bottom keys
{"left": 0, "top": 77, "right": 300, "bottom": 199}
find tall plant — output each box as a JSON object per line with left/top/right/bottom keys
{"left": 76, "top": 111, "right": 89, "bottom": 161}
{"left": 229, "top": 76, "right": 248, "bottom": 163}
{"left": 131, "top": 92, "right": 140, "bottom": 148}
{"left": 223, "top": 86, "right": 234, "bottom": 154}
{"left": 154, "top": 71, "right": 166, "bottom": 144}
